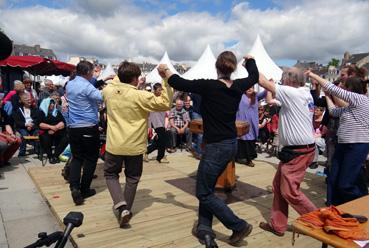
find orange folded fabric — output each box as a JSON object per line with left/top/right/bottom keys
{"left": 297, "top": 206, "right": 369, "bottom": 240}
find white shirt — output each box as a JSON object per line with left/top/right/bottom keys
{"left": 276, "top": 85, "right": 315, "bottom": 146}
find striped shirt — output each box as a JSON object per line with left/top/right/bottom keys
{"left": 323, "top": 82, "right": 369, "bottom": 144}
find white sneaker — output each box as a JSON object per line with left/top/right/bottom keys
{"left": 159, "top": 157, "right": 169, "bottom": 163}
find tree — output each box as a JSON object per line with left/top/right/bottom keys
{"left": 328, "top": 58, "right": 340, "bottom": 67}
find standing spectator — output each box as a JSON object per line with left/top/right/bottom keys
{"left": 23, "top": 77, "right": 38, "bottom": 107}
{"left": 145, "top": 83, "right": 170, "bottom": 164}
{"left": 236, "top": 88, "right": 266, "bottom": 167}
{"left": 258, "top": 68, "right": 317, "bottom": 236}
{"left": 168, "top": 98, "right": 191, "bottom": 152}
{"left": 309, "top": 106, "right": 327, "bottom": 169}
{"left": 37, "top": 98, "right": 68, "bottom": 164}
{"left": 0, "top": 108, "right": 21, "bottom": 166}
{"left": 258, "top": 105, "right": 270, "bottom": 150}
{"left": 189, "top": 92, "right": 203, "bottom": 159}
{"left": 12, "top": 93, "right": 38, "bottom": 157}
{"left": 38, "top": 79, "right": 56, "bottom": 104}
{"left": 103, "top": 61, "right": 172, "bottom": 227}
{"left": 66, "top": 61, "right": 102, "bottom": 205}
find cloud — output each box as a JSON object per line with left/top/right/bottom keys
{"left": 0, "top": 0, "right": 368, "bottom": 65}
{"left": 231, "top": 0, "right": 369, "bottom": 62}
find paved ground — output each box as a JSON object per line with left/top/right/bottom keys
{"left": 0, "top": 148, "right": 326, "bottom": 248}
{"left": 0, "top": 153, "right": 73, "bottom": 248}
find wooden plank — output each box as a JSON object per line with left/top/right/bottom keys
{"left": 28, "top": 152, "right": 327, "bottom": 247}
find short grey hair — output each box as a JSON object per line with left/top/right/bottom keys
{"left": 14, "top": 80, "right": 23, "bottom": 86}
{"left": 44, "top": 79, "right": 53, "bottom": 85}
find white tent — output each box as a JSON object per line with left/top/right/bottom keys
{"left": 45, "top": 75, "right": 69, "bottom": 87}
{"left": 182, "top": 45, "right": 217, "bottom": 80}
{"left": 232, "top": 34, "right": 283, "bottom": 82}
{"left": 145, "top": 51, "right": 179, "bottom": 83}
{"left": 98, "top": 63, "right": 116, "bottom": 81}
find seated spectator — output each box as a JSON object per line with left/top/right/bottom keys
{"left": 0, "top": 108, "right": 21, "bottom": 166}
{"left": 37, "top": 97, "right": 68, "bottom": 164}
{"left": 38, "top": 79, "right": 56, "bottom": 105}
{"left": 23, "top": 77, "right": 38, "bottom": 107}
{"left": 2, "top": 80, "right": 25, "bottom": 116}
{"left": 12, "top": 93, "right": 38, "bottom": 157}
{"left": 168, "top": 98, "right": 191, "bottom": 152}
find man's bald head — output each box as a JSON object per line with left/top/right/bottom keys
{"left": 282, "top": 67, "right": 305, "bottom": 87}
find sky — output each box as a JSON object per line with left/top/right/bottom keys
{"left": 1, "top": 0, "right": 369, "bottom": 66}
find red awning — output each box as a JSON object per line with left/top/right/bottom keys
{"left": 0, "top": 56, "right": 75, "bottom": 76}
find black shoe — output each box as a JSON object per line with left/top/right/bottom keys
{"left": 118, "top": 207, "right": 133, "bottom": 228}
{"left": 204, "top": 234, "right": 218, "bottom": 248}
{"left": 229, "top": 223, "right": 253, "bottom": 245}
{"left": 71, "top": 189, "right": 84, "bottom": 205}
{"left": 309, "top": 162, "right": 318, "bottom": 169}
{"left": 236, "top": 158, "right": 248, "bottom": 165}
{"left": 18, "top": 152, "right": 26, "bottom": 157}
{"left": 192, "top": 222, "right": 216, "bottom": 245}
{"left": 49, "top": 157, "right": 59, "bottom": 164}
{"left": 81, "top": 188, "right": 96, "bottom": 199}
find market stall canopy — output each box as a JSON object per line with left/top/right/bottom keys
{"left": 0, "top": 56, "right": 75, "bottom": 76}
{"left": 145, "top": 51, "right": 179, "bottom": 83}
{"left": 182, "top": 45, "right": 217, "bottom": 80}
{"left": 232, "top": 34, "right": 283, "bottom": 82}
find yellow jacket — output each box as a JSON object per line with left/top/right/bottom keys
{"left": 102, "top": 77, "right": 173, "bottom": 155}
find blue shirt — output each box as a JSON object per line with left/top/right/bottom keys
{"left": 66, "top": 76, "right": 102, "bottom": 127}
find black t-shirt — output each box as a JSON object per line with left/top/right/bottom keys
{"left": 168, "top": 59, "right": 259, "bottom": 143}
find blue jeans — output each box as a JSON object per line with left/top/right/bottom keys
{"left": 18, "top": 128, "right": 38, "bottom": 155}
{"left": 327, "top": 143, "right": 369, "bottom": 206}
{"left": 196, "top": 138, "right": 247, "bottom": 235}
{"left": 191, "top": 112, "right": 203, "bottom": 156}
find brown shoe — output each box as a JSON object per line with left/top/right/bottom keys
{"left": 246, "top": 161, "right": 255, "bottom": 167}
{"left": 259, "top": 222, "right": 284, "bottom": 236}
{"left": 229, "top": 223, "right": 253, "bottom": 245}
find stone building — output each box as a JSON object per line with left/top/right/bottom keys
{"left": 12, "top": 44, "right": 57, "bottom": 60}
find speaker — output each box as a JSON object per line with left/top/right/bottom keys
{"left": 0, "top": 31, "right": 13, "bottom": 60}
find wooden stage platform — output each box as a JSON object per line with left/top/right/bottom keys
{"left": 28, "top": 153, "right": 327, "bottom": 247}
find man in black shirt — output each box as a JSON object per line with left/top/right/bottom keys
{"left": 158, "top": 51, "right": 259, "bottom": 246}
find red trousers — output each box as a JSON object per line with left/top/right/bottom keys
{"left": 0, "top": 135, "right": 21, "bottom": 165}
{"left": 270, "top": 147, "right": 317, "bottom": 233}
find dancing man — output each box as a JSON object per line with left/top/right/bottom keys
{"left": 103, "top": 61, "right": 173, "bottom": 227}
{"left": 258, "top": 68, "right": 317, "bottom": 236}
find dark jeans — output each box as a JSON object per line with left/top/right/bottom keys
{"left": 147, "top": 127, "right": 166, "bottom": 161}
{"left": 18, "top": 128, "right": 38, "bottom": 155}
{"left": 169, "top": 127, "right": 191, "bottom": 149}
{"left": 196, "top": 138, "right": 247, "bottom": 234}
{"left": 39, "top": 129, "right": 68, "bottom": 159}
{"left": 104, "top": 151, "right": 143, "bottom": 210}
{"left": 68, "top": 126, "right": 99, "bottom": 193}
{"left": 191, "top": 112, "right": 203, "bottom": 155}
{"left": 327, "top": 143, "right": 369, "bottom": 206}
